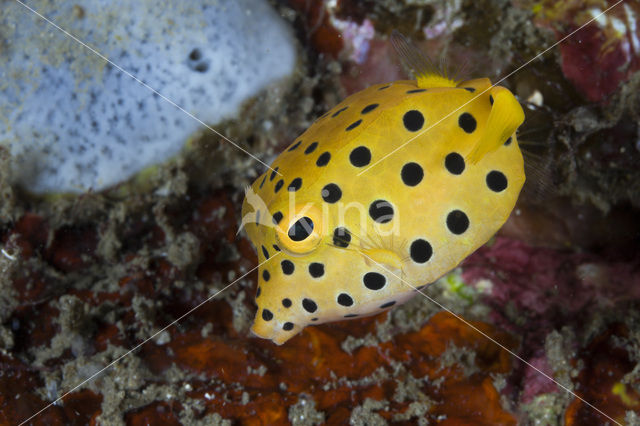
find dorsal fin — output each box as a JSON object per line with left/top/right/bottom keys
{"left": 391, "top": 30, "right": 457, "bottom": 89}
{"left": 466, "top": 86, "right": 525, "bottom": 163}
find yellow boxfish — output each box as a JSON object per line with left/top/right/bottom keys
{"left": 241, "top": 32, "right": 525, "bottom": 345}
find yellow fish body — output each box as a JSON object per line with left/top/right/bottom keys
{"left": 242, "top": 33, "right": 525, "bottom": 345}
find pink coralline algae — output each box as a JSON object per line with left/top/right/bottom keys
{"left": 463, "top": 237, "right": 640, "bottom": 336}
{"left": 534, "top": 0, "right": 640, "bottom": 102}
{"left": 462, "top": 234, "right": 640, "bottom": 416}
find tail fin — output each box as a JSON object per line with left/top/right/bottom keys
{"left": 466, "top": 86, "right": 524, "bottom": 164}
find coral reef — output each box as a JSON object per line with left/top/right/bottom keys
{"left": 1, "top": 0, "right": 640, "bottom": 424}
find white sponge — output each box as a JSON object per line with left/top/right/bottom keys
{"left": 0, "top": 0, "right": 296, "bottom": 193}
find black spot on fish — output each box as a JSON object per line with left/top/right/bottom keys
{"left": 446, "top": 210, "right": 469, "bottom": 235}
{"left": 445, "top": 152, "right": 465, "bottom": 175}
{"left": 302, "top": 298, "right": 318, "bottom": 313}
{"left": 288, "top": 140, "right": 302, "bottom": 151}
{"left": 305, "top": 141, "right": 318, "bottom": 154}
{"left": 401, "top": 162, "right": 424, "bottom": 186}
{"left": 369, "top": 200, "right": 394, "bottom": 224}
{"left": 332, "top": 106, "right": 348, "bottom": 118}
{"left": 281, "top": 260, "right": 294, "bottom": 275}
{"left": 350, "top": 146, "right": 371, "bottom": 167}
{"left": 458, "top": 112, "right": 477, "bottom": 133}
{"left": 322, "top": 183, "right": 342, "bottom": 203}
{"left": 309, "top": 262, "right": 324, "bottom": 278}
{"left": 403, "top": 110, "right": 424, "bottom": 132}
{"left": 288, "top": 177, "right": 302, "bottom": 192}
{"left": 337, "top": 293, "right": 354, "bottom": 306}
{"left": 272, "top": 211, "right": 283, "bottom": 225}
{"left": 270, "top": 167, "right": 279, "bottom": 181}
{"left": 283, "top": 322, "right": 294, "bottom": 331}
{"left": 363, "top": 272, "right": 386, "bottom": 290}
{"left": 361, "top": 103, "right": 379, "bottom": 114}
{"left": 316, "top": 152, "right": 331, "bottom": 167}
{"left": 346, "top": 119, "right": 362, "bottom": 131}
{"left": 333, "top": 227, "right": 351, "bottom": 248}
{"left": 486, "top": 170, "right": 508, "bottom": 192}
{"left": 410, "top": 239, "right": 433, "bottom": 263}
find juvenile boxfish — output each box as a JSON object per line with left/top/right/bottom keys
{"left": 241, "top": 32, "right": 525, "bottom": 344}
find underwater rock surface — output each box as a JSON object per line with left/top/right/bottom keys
{"left": 0, "top": 0, "right": 295, "bottom": 194}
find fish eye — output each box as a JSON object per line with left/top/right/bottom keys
{"left": 275, "top": 205, "right": 323, "bottom": 254}
{"left": 288, "top": 217, "right": 314, "bottom": 241}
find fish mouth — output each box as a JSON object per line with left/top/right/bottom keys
{"left": 250, "top": 315, "right": 296, "bottom": 345}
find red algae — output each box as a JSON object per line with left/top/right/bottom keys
{"left": 3, "top": 213, "right": 49, "bottom": 259}
{"left": 463, "top": 237, "right": 640, "bottom": 332}
{"left": 532, "top": 0, "right": 640, "bottom": 102}
{"left": 47, "top": 225, "right": 98, "bottom": 273}
{"left": 136, "top": 309, "right": 518, "bottom": 423}
{"left": 462, "top": 235, "right": 640, "bottom": 422}
{"left": 0, "top": 352, "right": 102, "bottom": 425}
{"left": 286, "top": 0, "right": 344, "bottom": 58}
{"left": 565, "top": 324, "right": 640, "bottom": 425}
{"left": 125, "top": 401, "right": 182, "bottom": 426}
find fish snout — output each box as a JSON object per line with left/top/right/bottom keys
{"left": 250, "top": 311, "right": 298, "bottom": 345}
